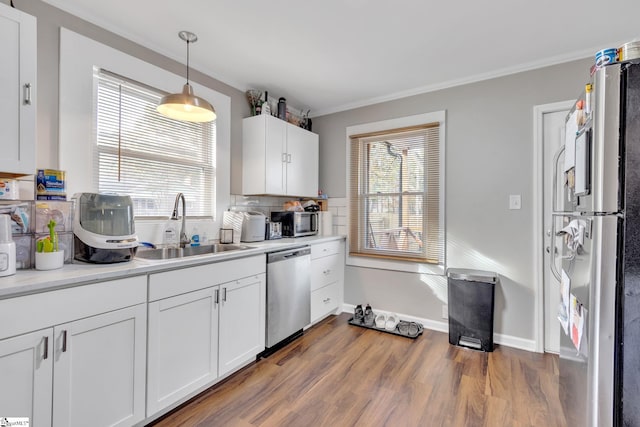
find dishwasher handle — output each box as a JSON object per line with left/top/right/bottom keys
{"left": 267, "top": 246, "right": 311, "bottom": 263}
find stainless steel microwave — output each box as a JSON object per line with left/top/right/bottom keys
{"left": 270, "top": 211, "right": 318, "bottom": 237}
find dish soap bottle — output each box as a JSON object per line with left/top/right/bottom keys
{"left": 191, "top": 226, "right": 200, "bottom": 247}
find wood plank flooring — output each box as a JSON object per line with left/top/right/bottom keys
{"left": 149, "top": 313, "right": 566, "bottom": 427}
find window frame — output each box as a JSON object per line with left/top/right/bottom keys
{"left": 58, "top": 29, "right": 231, "bottom": 230}
{"left": 93, "top": 69, "right": 216, "bottom": 218}
{"left": 346, "top": 111, "right": 446, "bottom": 275}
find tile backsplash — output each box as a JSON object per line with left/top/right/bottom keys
{"left": 229, "top": 195, "right": 347, "bottom": 237}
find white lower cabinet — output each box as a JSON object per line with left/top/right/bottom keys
{"left": 0, "top": 328, "right": 53, "bottom": 426}
{"left": 0, "top": 275, "right": 147, "bottom": 427}
{"left": 147, "top": 287, "right": 219, "bottom": 416}
{"left": 52, "top": 304, "right": 147, "bottom": 427}
{"left": 146, "top": 256, "right": 266, "bottom": 419}
{"left": 218, "top": 274, "right": 266, "bottom": 377}
{"left": 310, "top": 240, "right": 345, "bottom": 324}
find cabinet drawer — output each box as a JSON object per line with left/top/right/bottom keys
{"left": 311, "top": 254, "right": 342, "bottom": 291}
{"left": 311, "top": 240, "right": 342, "bottom": 260}
{"left": 311, "top": 282, "right": 339, "bottom": 323}
{"left": 149, "top": 255, "right": 265, "bottom": 301}
{"left": 0, "top": 275, "right": 147, "bottom": 340}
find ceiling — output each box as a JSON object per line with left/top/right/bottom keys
{"left": 41, "top": 0, "right": 640, "bottom": 117}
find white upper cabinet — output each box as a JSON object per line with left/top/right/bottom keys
{"left": 242, "top": 114, "right": 319, "bottom": 198}
{"left": 0, "top": 3, "right": 36, "bottom": 176}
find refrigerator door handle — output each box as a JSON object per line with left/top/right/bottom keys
{"left": 552, "top": 145, "right": 567, "bottom": 213}
{"left": 550, "top": 213, "right": 563, "bottom": 281}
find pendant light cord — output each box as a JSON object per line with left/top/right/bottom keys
{"left": 185, "top": 39, "right": 190, "bottom": 85}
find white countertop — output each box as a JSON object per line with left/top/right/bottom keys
{"left": 0, "top": 235, "right": 345, "bottom": 300}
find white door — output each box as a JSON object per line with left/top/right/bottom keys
{"left": 543, "top": 109, "right": 570, "bottom": 353}
{"left": 265, "top": 115, "right": 287, "bottom": 195}
{"left": 0, "top": 4, "right": 36, "bottom": 175}
{"left": 286, "top": 125, "right": 319, "bottom": 197}
{"left": 218, "top": 274, "right": 266, "bottom": 377}
{"left": 52, "top": 304, "right": 147, "bottom": 427}
{"left": 147, "top": 287, "right": 219, "bottom": 416}
{"left": 0, "top": 328, "right": 53, "bottom": 426}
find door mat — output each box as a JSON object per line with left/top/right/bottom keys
{"left": 348, "top": 317, "right": 423, "bottom": 339}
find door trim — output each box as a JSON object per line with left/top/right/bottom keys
{"left": 533, "top": 100, "right": 575, "bottom": 353}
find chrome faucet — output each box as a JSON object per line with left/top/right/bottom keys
{"left": 171, "top": 193, "right": 190, "bottom": 248}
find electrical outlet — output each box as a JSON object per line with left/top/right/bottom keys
{"left": 509, "top": 194, "right": 521, "bottom": 210}
{"left": 442, "top": 304, "right": 448, "bottom": 319}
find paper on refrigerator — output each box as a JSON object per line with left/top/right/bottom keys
{"left": 570, "top": 294, "right": 586, "bottom": 353}
{"left": 558, "top": 269, "right": 570, "bottom": 335}
{"left": 564, "top": 110, "right": 578, "bottom": 172}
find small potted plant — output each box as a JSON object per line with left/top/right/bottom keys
{"left": 35, "top": 219, "right": 64, "bottom": 270}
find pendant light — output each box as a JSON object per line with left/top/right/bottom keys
{"left": 157, "top": 31, "right": 216, "bottom": 122}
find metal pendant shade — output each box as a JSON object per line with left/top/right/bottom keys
{"left": 157, "top": 31, "right": 216, "bottom": 123}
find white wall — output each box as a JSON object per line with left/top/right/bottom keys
{"left": 313, "top": 58, "right": 593, "bottom": 349}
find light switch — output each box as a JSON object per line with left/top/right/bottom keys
{"left": 509, "top": 194, "right": 521, "bottom": 210}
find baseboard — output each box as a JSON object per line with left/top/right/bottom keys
{"left": 342, "top": 303, "right": 537, "bottom": 353}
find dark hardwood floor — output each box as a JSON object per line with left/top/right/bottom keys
{"left": 150, "top": 313, "right": 566, "bottom": 427}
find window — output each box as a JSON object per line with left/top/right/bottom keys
{"left": 94, "top": 69, "right": 216, "bottom": 217}
{"left": 349, "top": 116, "right": 444, "bottom": 265}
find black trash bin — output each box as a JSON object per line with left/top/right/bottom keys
{"left": 447, "top": 268, "right": 498, "bottom": 352}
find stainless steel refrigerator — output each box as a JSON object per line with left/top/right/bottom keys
{"left": 550, "top": 60, "right": 640, "bottom": 427}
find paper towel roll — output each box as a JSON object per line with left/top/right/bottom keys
{"left": 320, "top": 212, "right": 333, "bottom": 236}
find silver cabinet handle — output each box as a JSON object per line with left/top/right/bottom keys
{"left": 62, "top": 330, "right": 68, "bottom": 353}
{"left": 324, "top": 269, "right": 331, "bottom": 275}
{"left": 222, "top": 287, "right": 227, "bottom": 302}
{"left": 215, "top": 288, "right": 219, "bottom": 304}
{"left": 23, "top": 83, "right": 32, "bottom": 105}
{"left": 43, "top": 336, "right": 49, "bottom": 360}
{"left": 287, "top": 154, "right": 292, "bottom": 163}
{"left": 281, "top": 153, "right": 287, "bottom": 163}
{"left": 323, "top": 298, "right": 331, "bottom": 303}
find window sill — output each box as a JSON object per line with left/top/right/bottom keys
{"left": 346, "top": 255, "right": 445, "bottom": 275}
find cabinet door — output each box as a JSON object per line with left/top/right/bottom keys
{"left": 147, "top": 287, "right": 219, "bottom": 416}
{"left": 286, "top": 125, "right": 319, "bottom": 197}
{"left": 0, "top": 4, "right": 36, "bottom": 176}
{"left": 264, "top": 116, "right": 287, "bottom": 195}
{"left": 0, "top": 328, "right": 53, "bottom": 426}
{"left": 52, "top": 304, "right": 147, "bottom": 427}
{"left": 219, "top": 273, "right": 266, "bottom": 377}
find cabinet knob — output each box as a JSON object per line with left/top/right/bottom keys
{"left": 323, "top": 298, "right": 331, "bottom": 303}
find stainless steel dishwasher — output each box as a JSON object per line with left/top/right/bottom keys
{"left": 265, "top": 246, "right": 311, "bottom": 351}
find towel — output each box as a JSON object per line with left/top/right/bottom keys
{"left": 556, "top": 219, "right": 586, "bottom": 252}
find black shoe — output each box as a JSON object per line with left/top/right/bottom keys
{"left": 363, "top": 304, "right": 375, "bottom": 326}
{"left": 354, "top": 304, "right": 364, "bottom": 324}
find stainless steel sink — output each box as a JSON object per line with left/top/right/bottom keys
{"left": 135, "top": 244, "right": 249, "bottom": 260}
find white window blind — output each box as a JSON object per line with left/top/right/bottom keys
{"left": 349, "top": 123, "right": 443, "bottom": 264}
{"left": 94, "top": 69, "right": 216, "bottom": 217}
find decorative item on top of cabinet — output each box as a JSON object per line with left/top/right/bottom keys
{"left": 0, "top": 3, "right": 36, "bottom": 177}
{"left": 245, "top": 89, "right": 263, "bottom": 116}
{"left": 242, "top": 114, "right": 319, "bottom": 197}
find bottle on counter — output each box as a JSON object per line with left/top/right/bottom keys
{"left": 191, "top": 226, "right": 200, "bottom": 247}
{"left": 0, "top": 214, "right": 16, "bottom": 277}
